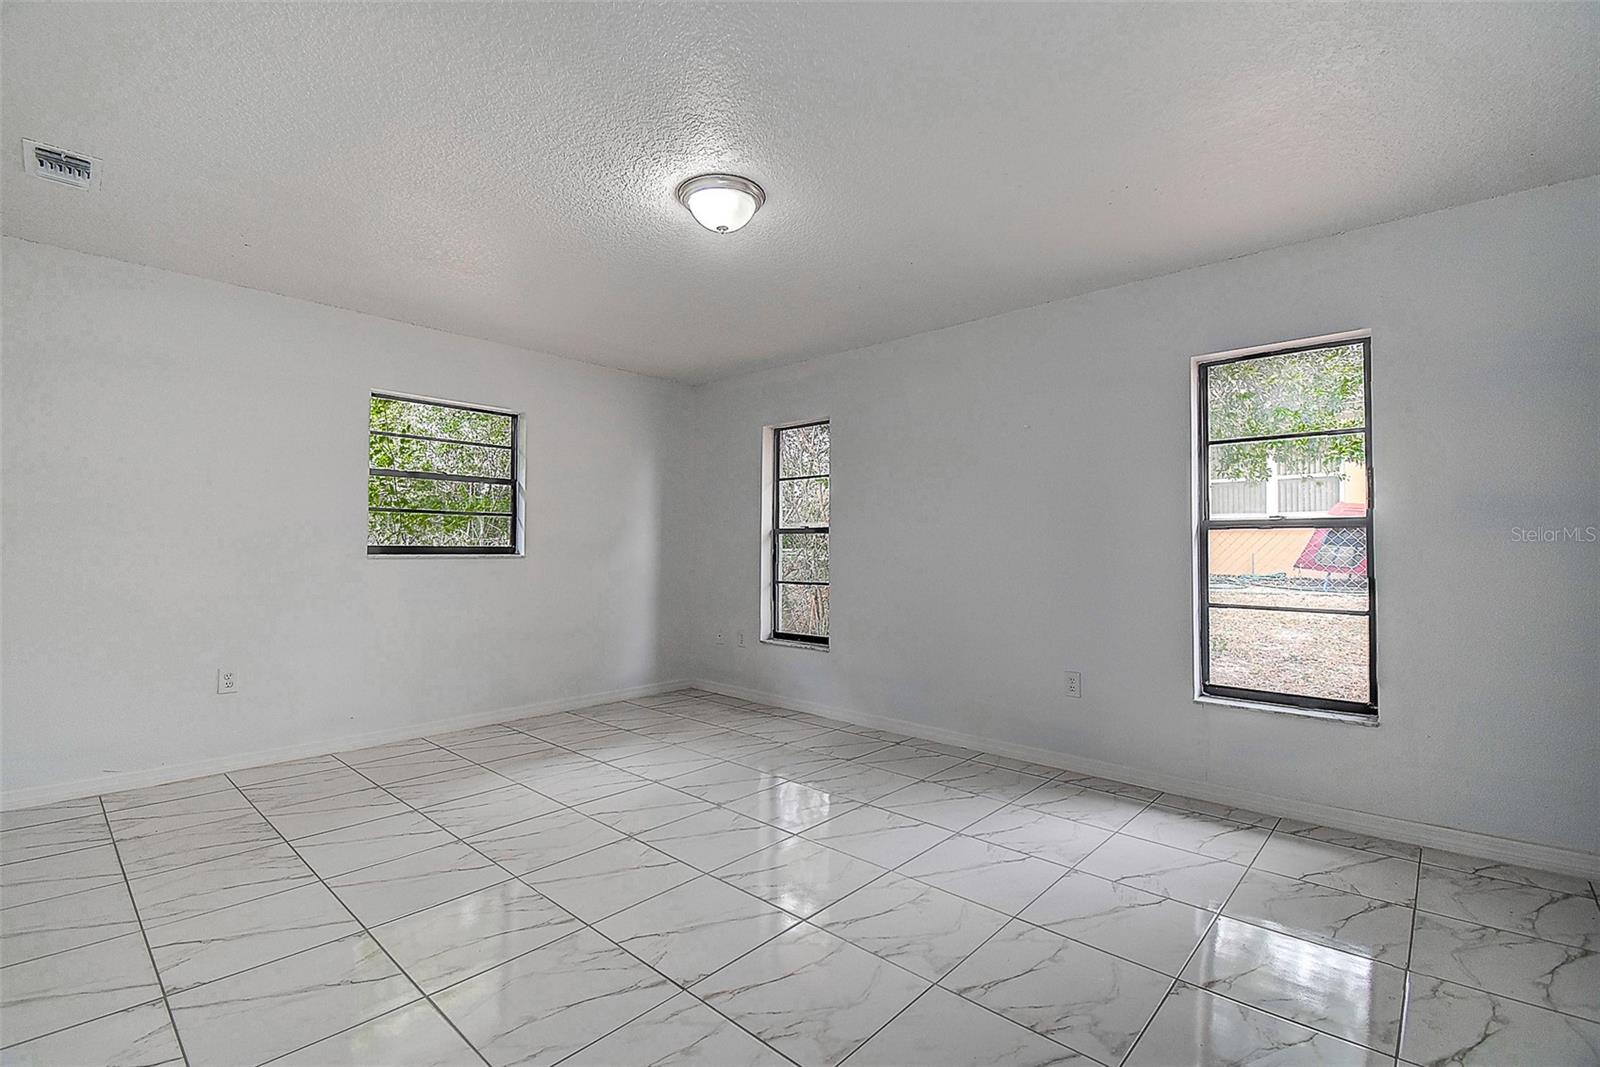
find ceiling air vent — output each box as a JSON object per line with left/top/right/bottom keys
{"left": 23, "top": 139, "right": 98, "bottom": 189}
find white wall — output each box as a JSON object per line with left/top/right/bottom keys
{"left": 1, "top": 238, "right": 691, "bottom": 803}
{"left": 5, "top": 181, "right": 1597, "bottom": 864}
{"left": 682, "top": 178, "right": 1600, "bottom": 861}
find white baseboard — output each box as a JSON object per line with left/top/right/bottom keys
{"left": 693, "top": 677, "right": 1600, "bottom": 881}
{"left": 0, "top": 680, "right": 690, "bottom": 811}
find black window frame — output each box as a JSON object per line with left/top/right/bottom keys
{"left": 1196, "top": 338, "right": 1377, "bottom": 717}
{"left": 368, "top": 392, "right": 520, "bottom": 556}
{"left": 770, "top": 419, "right": 830, "bottom": 645}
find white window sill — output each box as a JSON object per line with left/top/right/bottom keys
{"left": 1194, "top": 694, "right": 1378, "bottom": 727}
{"left": 761, "top": 637, "right": 830, "bottom": 653}
{"left": 367, "top": 553, "right": 525, "bottom": 560}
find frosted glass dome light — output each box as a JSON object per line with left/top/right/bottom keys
{"left": 676, "top": 173, "right": 765, "bottom": 234}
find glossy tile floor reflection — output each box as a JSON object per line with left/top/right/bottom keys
{"left": 3, "top": 688, "right": 1598, "bottom": 1066}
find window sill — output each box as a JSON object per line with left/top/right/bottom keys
{"left": 1194, "top": 694, "right": 1378, "bottom": 727}
{"left": 367, "top": 552, "right": 525, "bottom": 559}
{"left": 761, "top": 637, "right": 830, "bottom": 653}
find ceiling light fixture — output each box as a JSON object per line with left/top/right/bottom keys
{"left": 675, "top": 173, "right": 765, "bottom": 234}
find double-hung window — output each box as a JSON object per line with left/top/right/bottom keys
{"left": 368, "top": 393, "right": 519, "bottom": 555}
{"left": 1196, "top": 339, "right": 1375, "bottom": 716}
{"left": 771, "top": 420, "right": 830, "bottom": 643}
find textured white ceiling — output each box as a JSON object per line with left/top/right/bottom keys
{"left": 3, "top": 3, "right": 1597, "bottom": 382}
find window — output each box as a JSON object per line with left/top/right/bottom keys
{"left": 368, "top": 393, "right": 519, "bottom": 555}
{"left": 1196, "top": 339, "right": 1375, "bottom": 715}
{"left": 771, "top": 420, "right": 829, "bottom": 643}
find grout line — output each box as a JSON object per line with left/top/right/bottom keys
{"left": 485, "top": 701, "right": 1150, "bottom": 931}
{"left": 445, "top": 695, "right": 1600, "bottom": 1051}
{"left": 317, "top": 730, "right": 847, "bottom": 1060}
{"left": 99, "top": 781, "right": 241, "bottom": 817}
{"left": 1118, "top": 815, "right": 1262, "bottom": 1067}
{"left": 129, "top": 848, "right": 317, "bottom": 930}
{"left": 834, "top": 825, "right": 1121, "bottom": 1065}
{"left": 0, "top": 886, "right": 157, "bottom": 971}
{"left": 220, "top": 774, "right": 493, "bottom": 1067}
{"left": 57, "top": 834, "right": 288, "bottom": 904}
{"left": 1133, "top": 820, "right": 1420, "bottom": 1062}
{"left": 20, "top": 689, "right": 1591, "bottom": 1067}
{"left": 832, "top": 983, "right": 939, "bottom": 1067}
{"left": 1394, "top": 852, "right": 1423, "bottom": 1061}
{"left": 392, "top": 722, "right": 820, "bottom": 1065}
{"left": 1241, "top": 831, "right": 1600, "bottom": 1036}
{"left": 549, "top": 985, "right": 805, "bottom": 1067}
{"left": 712, "top": 792, "right": 1155, "bottom": 1064}
{"left": 94, "top": 797, "right": 193, "bottom": 1067}
{"left": 253, "top": 999, "right": 466, "bottom": 1066}
{"left": 0, "top": 846, "right": 203, "bottom": 1056}
{"left": 1403, "top": 853, "right": 1423, "bottom": 973}
{"left": 0, "top": 697, "right": 1115, "bottom": 1058}
{"left": 395, "top": 707, "right": 1001, "bottom": 1062}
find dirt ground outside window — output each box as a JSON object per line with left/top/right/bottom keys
{"left": 1207, "top": 585, "right": 1369, "bottom": 704}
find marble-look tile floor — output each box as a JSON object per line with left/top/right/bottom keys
{"left": 3, "top": 688, "right": 1598, "bottom": 1066}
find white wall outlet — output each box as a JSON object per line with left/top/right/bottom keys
{"left": 715, "top": 632, "right": 726, "bottom": 645}
{"left": 1064, "top": 670, "right": 1082, "bottom": 699}
{"left": 217, "top": 669, "right": 239, "bottom": 695}
{"left": 737, "top": 631, "right": 746, "bottom": 647}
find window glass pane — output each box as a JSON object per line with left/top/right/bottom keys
{"left": 779, "top": 532, "right": 829, "bottom": 582}
{"left": 777, "top": 583, "right": 829, "bottom": 637}
{"left": 1207, "top": 528, "right": 1368, "bottom": 610}
{"left": 368, "top": 511, "right": 512, "bottom": 548}
{"left": 1209, "top": 607, "right": 1369, "bottom": 704}
{"left": 778, "top": 476, "right": 830, "bottom": 527}
{"left": 370, "top": 433, "right": 512, "bottom": 479}
{"left": 1208, "top": 434, "right": 1366, "bottom": 518}
{"left": 369, "top": 475, "right": 513, "bottom": 515}
{"left": 370, "top": 396, "right": 512, "bottom": 446}
{"left": 1206, "top": 344, "right": 1364, "bottom": 440}
{"left": 778, "top": 423, "right": 829, "bottom": 478}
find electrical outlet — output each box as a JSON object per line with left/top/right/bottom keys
{"left": 1064, "top": 670, "right": 1082, "bottom": 699}
{"left": 737, "top": 631, "right": 746, "bottom": 647}
{"left": 715, "top": 632, "right": 726, "bottom": 645}
{"left": 217, "top": 669, "right": 239, "bottom": 695}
